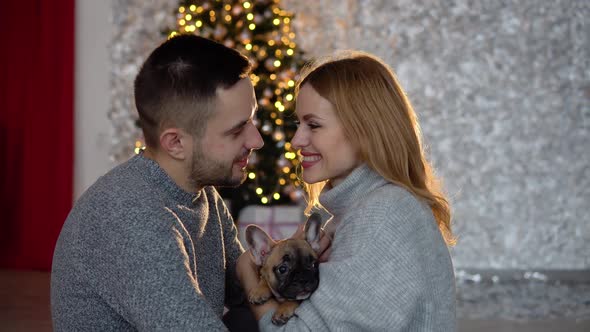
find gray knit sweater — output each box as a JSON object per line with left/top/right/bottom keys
{"left": 51, "top": 154, "right": 244, "bottom": 331}
{"left": 259, "top": 164, "right": 456, "bottom": 331}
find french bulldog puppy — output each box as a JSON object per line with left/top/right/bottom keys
{"left": 245, "top": 213, "right": 322, "bottom": 325}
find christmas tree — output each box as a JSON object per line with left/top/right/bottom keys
{"left": 164, "top": 0, "right": 306, "bottom": 216}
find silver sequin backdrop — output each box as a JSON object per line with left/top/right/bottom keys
{"left": 110, "top": 0, "right": 589, "bottom": 270}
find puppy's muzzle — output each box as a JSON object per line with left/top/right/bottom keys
{"left": 279, "top": 269, "right": 319, "bottom": 300}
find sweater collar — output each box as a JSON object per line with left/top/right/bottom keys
{"left": 131, "top": 152, "right": 201, "bottom": 205}
{"left": 319, "top": 163, "right": 388, "bottom": 216}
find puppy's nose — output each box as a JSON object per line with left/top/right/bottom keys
{"left": 293, "top": 272, "right": 309, "bottom": 282}
{"left": 293, "top": 271, "right": 319, "bottom": 285}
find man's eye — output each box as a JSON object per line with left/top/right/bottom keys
{"left": 293, "top": 120, "right": 300, "bottom": 126}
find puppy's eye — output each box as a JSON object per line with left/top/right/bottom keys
{"left": 278, "top": 265, "right": 288, "bottom": 274}
{"left": 309, "top": 259, "right": 317, "bottom": 269}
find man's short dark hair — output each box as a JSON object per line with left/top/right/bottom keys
{"left": 134, "top": 34, "right": 252, "bottom": 148}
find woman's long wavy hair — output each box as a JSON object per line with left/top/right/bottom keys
{"left": 296, "top": 51, "right": 455, "bottom": 246}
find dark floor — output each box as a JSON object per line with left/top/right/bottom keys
{"left": 1, "top": 269, "right": 589, "bottom": 331}
{"left": 1, "top": 270, "right": 53, "bottom": 332}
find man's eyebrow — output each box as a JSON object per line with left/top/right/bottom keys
{"left": 224, "top": 105, "right": 258, "bottom": 135}
{"left": 225, "top": 119, "right": 249, "bottom": 135}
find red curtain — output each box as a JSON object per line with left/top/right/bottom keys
{"left": 0, "top": 0, "right": 75, "bottom": 270}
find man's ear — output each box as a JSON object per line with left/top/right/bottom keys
{"left": 159, "top": 128, "right": 190, "bottom": 160}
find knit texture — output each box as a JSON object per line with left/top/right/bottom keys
{"left": 51, "top": 153, "right": 244, "bottom": 331}
{"left": 258, "top": 164, "right": 456, "bottom": 331}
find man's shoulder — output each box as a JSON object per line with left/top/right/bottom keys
{"left": 72, "top": 159, "right": 163, "bottom": 217}
{"left": 82, "top": 164, "right": 143, "bottom": 200}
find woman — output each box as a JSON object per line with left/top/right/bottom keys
{"left": 237, "top": 51, "right": 456, "bottom": 331}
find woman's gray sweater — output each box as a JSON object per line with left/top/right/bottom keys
{"left": 259, "top": 164, "right": 456, "bottom": 331}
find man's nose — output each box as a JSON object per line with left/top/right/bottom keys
{"left": 247, "top": 123, "right": 264, "bottom": 150}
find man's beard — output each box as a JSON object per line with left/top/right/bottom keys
{"left": 188, "top": 144, "right": 248, "bottom": 189}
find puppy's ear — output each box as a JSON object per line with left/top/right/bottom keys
{"left": 245, "top": 225, "right": 275, "bottom": 266}
{"left": 304, "top": 213, "right": 322, "bottom": 252}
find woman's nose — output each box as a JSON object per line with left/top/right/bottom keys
{"left": 290, "top": 127, "right": 307, "bottom": 150}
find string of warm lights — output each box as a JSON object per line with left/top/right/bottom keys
{"left": 136, "top": 0, "right": 306, "bottom": 206}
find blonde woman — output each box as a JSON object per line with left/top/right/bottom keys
{"left": 237, "top": 51, "right": 456, "bottom": 331}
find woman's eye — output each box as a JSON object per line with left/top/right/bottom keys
{"left": 293, "top": 120, "right": 300, "bottom": 126}
{"left": 308, "top": 123, "right": 320, "bottom": 129}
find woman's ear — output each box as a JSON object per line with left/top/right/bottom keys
{"left": 159, "top": 128, "right": 190, "bottom": 160}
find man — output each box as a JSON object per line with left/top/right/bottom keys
{"left": 51, "top": 35, "right": 263, "bottom": 331}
